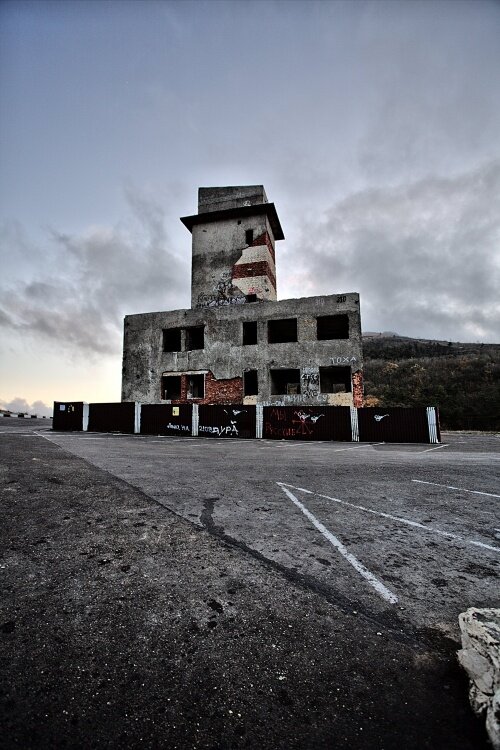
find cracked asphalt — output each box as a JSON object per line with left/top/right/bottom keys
{"left": 1, "top": 419, "right": 498, "bottom": 749}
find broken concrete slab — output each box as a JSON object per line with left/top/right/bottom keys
{"left": 458, "top": 607, "right": 500, "bottom": 749}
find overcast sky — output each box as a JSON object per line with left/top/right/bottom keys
{"left": 1, "top": 0, "right": 499, "bottom": 414}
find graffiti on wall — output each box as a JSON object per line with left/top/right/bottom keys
{"left": 197, "top": 271, "right": 246, "bottom": 308}
{"left": 198, "top": 406, "right": 255, "bottom": 438}
{"left": 301, "top": 367, "right": 320, "bottom": 399}
{"left": 331, "top": 356, "right": 358, "bottom": 365}
{"left": 264, "top": 407, "right": 326, "bottom": 439}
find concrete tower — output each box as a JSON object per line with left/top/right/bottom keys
{"left": 180, "top": 185, "right": 284, "bottom": 309}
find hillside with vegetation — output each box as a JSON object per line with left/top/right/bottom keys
{"left": 362, "top": 334, "right": 500, "bottom": 430}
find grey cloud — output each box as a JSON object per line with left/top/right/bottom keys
{"left": 0, "top": 396, "right": 51, "bottom": 417}
{"left": 287, "top": 160, "right": 500, "bottom": 342}
{"left": 0, "top": 189, "right": 190, "bottom": 356}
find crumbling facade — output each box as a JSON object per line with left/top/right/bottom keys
{"left": 122, "top": 186, "right": 363, "bottom": 407}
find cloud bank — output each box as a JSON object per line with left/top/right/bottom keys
{"left": 284, "top": 160, "right": 500, "bottom": 342}
{"left": 0, "top": 397, "right": 52, "bottom": 417}
{"left": 0, "top": 188, "right": 190, "bottom": 357}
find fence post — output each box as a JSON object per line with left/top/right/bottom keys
{"left": 192, "top": 404, "right": 199, "bottom": 437}
{"left": 350, "top": 407, "right": 359, "bottom": 442}
{"left": 426, "top": 406, "right": 439, "bottom": 444}
{"left": 256, "top": 404, "right": 263, "bottom": 439}
{"left": 82, "top": 403, "right": 89, "bottom": 432}
{"left": 134, "top": 402, "right": 141, "bottom": 434}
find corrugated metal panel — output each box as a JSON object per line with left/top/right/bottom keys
{"left": 263, "top": 406, "right": 352, "bottom": 441}
{"left": 88, "top": 402, "right": 136, "bottom": 434}
{"left": 140, "top": 404, "right": 192, "bottom": 436}
{"left": 357, "top": 407, "right": 432, "bottom": 443}
{"left": 198, "top": 405, "right": 256, "bottom": 438}
{"left": 53, "top": 402, "right": 84, "bottom": 431}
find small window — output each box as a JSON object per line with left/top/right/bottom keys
{"left": 243, "top": 321, "right": 257, "bottom": 345}
{"left": 245, "top": 294, "right": 257, "bottom": 303}
{"left": 268, "top": 318, "right": 298, "bottom": 344}
{"left": 187, "top": 374, "right": 204, "bottom": 399}
{"left": 245, "top": 229, "right": 254, "bottom": 245}
{"left": 319, "top": 366, "right": 351, "bottom": 393}
{"left": 244, "top": 370, "right": 258, "bottom": 396}
{"left": 270, "top": 368, "right": 301, "bottom": 395}
{"left": 163, "top": 328, "right": 182, "bottom": 352}
{"left": 162, "top": 375, "right": 181, "bottom": 400}
{"left": 185, "top": 325, "right": 204, "bottom": 350}
{"left": 317, "top": 315, "right": 349, "bottom": 340}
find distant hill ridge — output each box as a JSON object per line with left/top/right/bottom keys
{"left": 361, "top": 334, "right": 500, "bottom": 430}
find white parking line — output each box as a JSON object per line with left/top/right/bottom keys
{"left": 412, "top": 479, "right": 500, "bottom": 499}
{"left": 420, "top": 444, "right": 449, "bottom": 453}
{"left": 279, "top": 482, "right": 500, "bottom": 554}
{"left": 277, "top": 483, "right": 398, "bottom": 604}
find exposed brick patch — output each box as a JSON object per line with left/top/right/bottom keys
{"left": 251, "top": 231, "right": 275, "bottom": 264}
{"left": 165, "top": 371, "right": 243, "bottom": 406}
{"left": 352, "top": 370, "right": 364, "bottom": 407}
{"left": 232, "top": 261, "right": 277, "bottom": 291}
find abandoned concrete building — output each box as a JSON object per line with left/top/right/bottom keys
{"left": 121, "top": 185, "right": 363, "bottom": 407}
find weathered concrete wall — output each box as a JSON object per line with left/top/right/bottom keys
{"left": 191, "top": 215, "right": 277, "bottom": 308}
{"left": 198, "top": 185, "right": 268, "bottom": 213}
{"left": 122, "top": 293, "right": 363, "bottom": 407}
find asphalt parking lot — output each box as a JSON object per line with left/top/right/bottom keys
{"left": 1, "top": 419, "right": 498, "bottom": 749}
{"left": 42, "top": 426, "right": 499, "bottom": 635}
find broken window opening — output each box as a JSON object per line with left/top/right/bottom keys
{"left": 317, "top": 314, "right": 349, "bottom": 340}
{"left": 270, "top": 368, "right": 301, "bottom": 395}
{"left": 268, "top": 318, "right": 298, "bottom": 344}
{"left": 244, "top": 370, "right": 258, "bottom": 396}
{"left": 161, "top": 375, "right": 181, "bottom": 400}
{"left": 187, "top": 374, "right": 204, "bottom": 399}
{"left": 185, "top": 325, "right": 204, "bottom": 351}
{"left": 245, "top": 294, "right": 257, "bottom": 303}
{"left": 245, "top": 229, "right": 254, "bottom": 245}
{"left": 242, "top": 321, "right": 258, "bottom": 345}
{"left": 319, "top": 366, "right": 351, "bottom": 393}
{"left": 163, "top": 327, "right": 182, "bottom": 352}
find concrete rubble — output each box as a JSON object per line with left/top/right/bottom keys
{"left": 458, "top": 607, "right": 500, "bottom": 749}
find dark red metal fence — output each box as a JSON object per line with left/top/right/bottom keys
{"left": 140, "top": 404, "right": 192, "bottom": 436}
{"left": 357, "top": 407, "right": 434, "bottom": 443}
{"left": 88, "top": 402, "right": 136, "bottom": 434}
{"left": 263, "top": 406, "right": 352, "bottom": 441}
{"left": 198, "top": 405, "right": 256, "bottom": 438}
{"left": 52, "top": 401, "right": 440, "bottom": 443}
{"left": 53, "top": 402, "right": 85, "bottom": 431}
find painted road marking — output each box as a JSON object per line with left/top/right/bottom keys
{"left": 277, "top": 483, "right": 398, "bottom": 604}
{"left": 420, "top": 444, "right": 449, "bottom": 453}
{"left": 280, "top": 483, "right": 500, "bottom": 555}
{"left": 412, "top": 479, "right": 500, "bottom": 499}
{"left": 332, "top": 443, "right": 384, "bottom": 453}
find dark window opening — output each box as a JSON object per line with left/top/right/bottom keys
{"left": 162, "top": 375, "right": 181, "bottom": 400}
{"left": 319, "top": 366, "right": 351, "bottom": 393}
{"left": 268, "top": 318, "right": 298, "bottom": 344}
{"left": 243, "top": 321, "right": 257, "bottom": 345}
{"left": 317, "top": 314, "right": 349, "bottom": 340}
{"left": 185, "top": 325, "right": 204, "bottom": 350}
{"left": 245, "top": 229, "right": 254, "bottom": 245}
{"left": 187, "top": 374, "right": 204, "bottom": 399}
{"left": 244, "top": 370, "right": 258, "bottom": 396}
{"left": 163, "top": 327, "right": 182, "bottom": 352}
{"left": 270, "top": 368, "right": 301, "bottom": 395}
{"left": 246, "top": 294, "right": 257, "bottom": 303}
